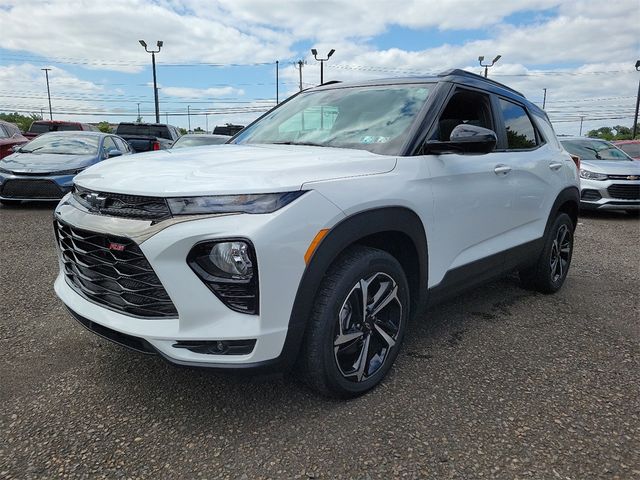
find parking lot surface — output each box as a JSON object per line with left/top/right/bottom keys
{"left": 0, "top": 204, "right": 638, "bottom": 479}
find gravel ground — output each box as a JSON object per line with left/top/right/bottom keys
{"left": 0, "top": 203, "right": 638, "bottom": 479}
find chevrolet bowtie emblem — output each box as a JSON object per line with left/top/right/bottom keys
{"left": 627, "top": 175, "right": 639, "bottom": 181}
{"left": 85, "top": 192, "right": 107, "bottom": 210}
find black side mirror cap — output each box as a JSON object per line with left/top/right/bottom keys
{"left": 424, "top": 124, "right": 498, "bottom": 154}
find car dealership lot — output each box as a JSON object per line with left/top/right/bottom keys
{"left": 0, "top": 205, "right": 638, "bottom": 479}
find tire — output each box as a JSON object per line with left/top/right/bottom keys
{"left": 296, "top": 246, "right": 410, "bottom": 398}
{"left": 0, "top": 200, "right": 20, "bottom": 207}
{"left": 519, "top": 213, "right": 574, "bottom": 294}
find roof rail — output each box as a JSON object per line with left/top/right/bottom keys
{"left": 439, "top": 69, "right": 524, "bottom": 97}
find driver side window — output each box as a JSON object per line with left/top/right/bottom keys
{"left": 102, "top": 137, "right": 116, "bottom": 157}
{"left": 432, "top": 89, "right": 493, "bottom": 142}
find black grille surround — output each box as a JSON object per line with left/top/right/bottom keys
{"left": 581, "top": 189, "right": 602, "bottom": 201}
{"left": 1, "top": 179, "right": 64, "bottom": 199}
{"left": 55, "top": 220, "right": 178, "bottom": 318}
{"left": 607, "top": 184, "right": 640, "bottom": 200}
{"left": 73, "top": 185, "right": 172, "bottom": 221}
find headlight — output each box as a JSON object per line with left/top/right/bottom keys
{"left": 579, "top": 169, "right": 607, "bottom": 181}
{"left": 51, "top": 167, "right": 86, "bottom": 176}
{"left": 0, "top": 166, "right": 12, "bottom": 175}
{"left": 166, "top": 191, "right": 306, "bottom": 215}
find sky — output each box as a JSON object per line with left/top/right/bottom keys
{"left": 0, "top": 0, "right": 638, "bottom": 136}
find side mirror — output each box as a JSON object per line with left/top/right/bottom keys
{"left": 424, "top": 124, "right": 498, "bottom": 154}
{"left": 11, "top": 144, "right": 23, "bottom": 153}
{"left": 107, "top": 148, "right": 123, "bottom": 158}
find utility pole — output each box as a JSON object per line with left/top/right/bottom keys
{"left": 311, "top": 49, "right": 335, "bottom": 85}
{"left": 633, "top": 60, "right": 640, "bottom": 139}
{"left": 40, "top": 108, "right": 44, "bottom": 119}
{"left": 295, "top": 60, "right": 306, "bottom": 91}
{"left": 205, "top": 113, "right": 209, "bottom": 133}
{"left": 579, "top": 116, "right": 585, "bottom": 136}
{"left": 478, "top": 55, "right": 501, "bottom": 78}
{"left": 542, "top": 88, "right": 547, "bottom": 110}
{"left": 165, "top": 112, "right": 168, "bottom": 123}
{"left": 139, "top": 40, "right": 163, "bottom": 123}
{"left": 275, "top": 60, "right": 279, "bottom": 104}
{"left": 187, "top": 105, "right": 191, "bottom": 131}
{"left": 137, "top": 102, "right": 141, "bottom": 122}
{"left": 41, "top": 68, "right": 53, "bottom": 120}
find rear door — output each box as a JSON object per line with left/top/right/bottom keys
{"left": 493, "top": 97, "right": 566, "bottom": 248}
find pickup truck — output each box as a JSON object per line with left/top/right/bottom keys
{"left": 24, "top": 120, "right": 99, "bottom": 140}
{"left": 114, "top": 123, "right": 180, "bottom": 152}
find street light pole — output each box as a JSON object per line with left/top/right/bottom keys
{"left": 579, "top": 115, "right": 585, "bottom": 136}
{"left": 187, "top": 105, "right": 191, "bottom": 131}
{"left": 311, "top": 49, "right": 335, "bottom": 85}
{"left": 139, "top": 40, "right": 163, "bottom": 123}
{"left": 542, "top": 88, "right": 547, "bottom": 110}
{"left": 633, "top": 60, "right": 640, "bottom": 139}
{"left": 295, "top": 60, "right": 305, "bottom": 91}
{"left": 478, "top": 55, "right": 501, "bottom": 78}
{"left": 41, "top": 68, "right": 53, "bottom": 120}
{"left": 275, "top": 60, "right": 279, "bottom": 104}
{"left": 137, "top": 102, "right": 141, "bottom": 122}
{"left": 205, "top": 113, "right": 209, "bottom": 133}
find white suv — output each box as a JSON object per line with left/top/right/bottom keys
{"left": 54, "top": 70, "right": 579, "bottom": 397}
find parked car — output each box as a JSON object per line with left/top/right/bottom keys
{"left": 560, "top": 137, "right": 639, "bottom": 214}
{"left": 213, "top": 124, "right": 244, "bottom": 136}
{"left": 171, "top": 134, "right": 230, "bottom": 149}
{"left": 115, "top": 122, "right": 180, "bottom": 152}
{"left": 53, "top": 69, "right": 579, "bottom": 397}
{"left": 24, "top": 120, "right": 99, "bottom": 140}
{"left": 613, "top": 139, "right": 640, "bottom": 160}
{"left": 0, "top": 120, "right": 28, "bottom": 159}
{"left": 0, "top": 131, "right": 131, "bottom": 205}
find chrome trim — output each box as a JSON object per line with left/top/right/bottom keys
{"left": 54, "top": 193, "right": 238, "bottom": 244}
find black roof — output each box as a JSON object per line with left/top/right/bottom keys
{"left": 310, "top": 68, "right": 539, "bottom": 113}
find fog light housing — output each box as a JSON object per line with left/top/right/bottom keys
{"left": 187, "top": 239, "right": 259, "bottom": 314}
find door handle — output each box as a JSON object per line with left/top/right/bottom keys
{"left": 494, "top": 165, "right": 512, "bottom": 175}
{"left": 549, "top": 162, "right": 563, "bottom": 171}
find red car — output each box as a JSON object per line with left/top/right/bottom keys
{"left": 23, "top": 120, "right": 99, "bottom": 140}
{"left": 613, "top": 140, "right": 640, "bottom": 160}
{"left": 0, "top": 120, "right": 28, "bottom": 159}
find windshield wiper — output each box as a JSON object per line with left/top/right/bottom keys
{"left": 19, "top": 146, "right": 46, "bottom": 154}
{"left": 271, "top": 141, "right": 326, "bottom": 147}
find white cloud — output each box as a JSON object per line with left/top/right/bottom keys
{"left": 162, "top": 86, "right": 245, "bottom": 98}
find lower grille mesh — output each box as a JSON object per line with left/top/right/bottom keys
{"left": 55, "top": 220, "right": 178, "bottom": 318}
{"left": 607, "top": 184, "right": 640, "bottom": 200}
{"left": 2, "top": 179, "right": 63, "bottom": 198}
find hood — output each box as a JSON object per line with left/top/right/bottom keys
{"left": 75, "top": 144, "right": 397, "bottom": 196}
{"left": 0, "top": 152, "right": 99, "bottom": 173}
{"left": 580, "top": 159, "right": 640, "bottom": 175}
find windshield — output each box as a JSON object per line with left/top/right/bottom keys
{"left": 20, "top": 134, "right": 99, "bottom": 155}
{"left": 233, "top": 84, "right": 432, "bottom": 155}
{"left": 561, "top": 139, "right": 633, "bottom": 161}
{"left": 173, "top": 135, "right": 229, "bottom": 148}
{"left": 616, "top": 143, "right": 640, "bottom": 158}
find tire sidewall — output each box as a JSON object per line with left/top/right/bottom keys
{"left": 544, "top": 213, "right": 574, "bottom": 291}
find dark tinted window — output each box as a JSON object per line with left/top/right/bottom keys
{"left": 116, "top": 124, "right": 172, "bottom": 139}
{"left": 499, "top": 99, "right": 537, "bottom": 149}
{"left": 432, "top": 89, "right": 492, "bottom": 141}
{"left": 113, "top": 137, "right": 129, "bottom": 152}
{"left": 0, "top": 125, "right": 8, "bottom": 138}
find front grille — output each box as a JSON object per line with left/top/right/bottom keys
{"left": 607, "top": 174, "right": 640, "bottom": 180}
{"left": 607, "top": 184, "right": 640, "bottom": 200}
{"left": 581, "top": 189, "right": 602, "bottom": 201}
{"left": 73, "top": 185, "right": 171, "bottom": 221}
{"left": 1, "top": 179, "right": 63, "bottom": 198}
{"left": 55, "top": 220, "right": 178, "bottom": 318}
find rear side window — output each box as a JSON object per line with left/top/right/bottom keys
{"left": 499, "top": 99, "right": 538, "bottom": 150}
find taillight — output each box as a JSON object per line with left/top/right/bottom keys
{"left": 569, "top": 154, "right": 580, "bottom": 170}
{"left": 152, "top": 141, "right": 160, "bottom": 151}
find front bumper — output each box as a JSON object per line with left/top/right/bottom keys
{"left": 579, "top": 177, "right": 640, "bottom": 211}
{"left": 0, "top": 172, "right": 74, "bottom": 201}
{"left": 54, "top": 191, "right": 345, "bottom": 370}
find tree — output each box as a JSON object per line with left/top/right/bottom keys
{"left": 97, "top": 121, "right": 112, "bottom": 133}
{"left": 193, "top": 127, "right": 204, "bottom": 133}
{"left": 0, "top": 112, "right": 42, "bottom": 132}
{"left": 587, "top": 124, "right": 634, "bottom": 141}
{"left": 178, "top": 127, "right": 188, "bottom": 135}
